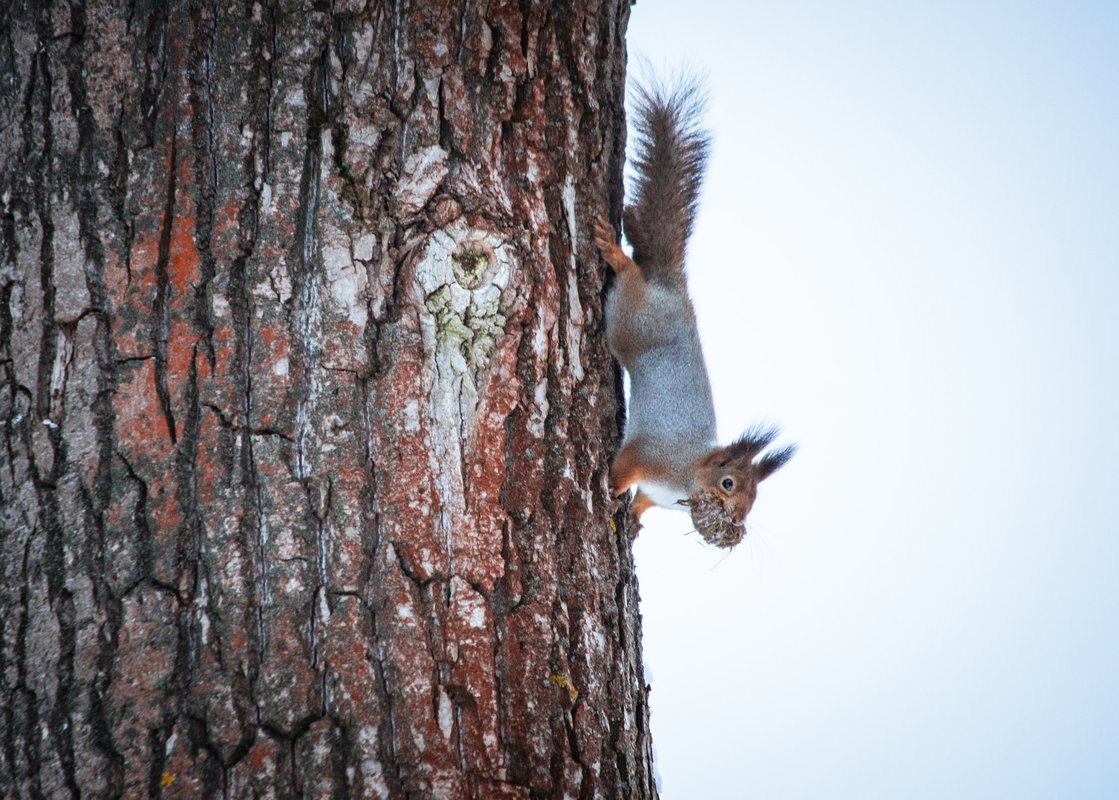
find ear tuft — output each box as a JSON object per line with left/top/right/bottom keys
{"left": 755, "top": 443, "right": 797, "bottom": 480}
{"left": 726, "top": 424, "right": 781, "bottom": 462}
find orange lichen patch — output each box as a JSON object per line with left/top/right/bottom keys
{"left": 220, "top": 195, "right": 241, "bottom": 227}
{"left": 322, "top": 320, "right": 370, "bottom": 373}
{"left": 211, "top": 324, "right": 236, "bottom": 360}
{"left": 377, "top": 583, "right": 462, "bottom": 796}
{"left": 166, "top": 317, "right": 197, "bottom": 399}
{"left": 189, "top": 658, "right": 246, "bottom": 762}
{"left": 310, "top": 436, "right": 371, "bottom": 590}
{"left": 445, "top": 577, "right": 501, "bottom": 771}
{"left": 457, "top": 334, "right": 522, "bottom": 588}
{"left": 147, "top": 481, "right": 184, "bottom": 534}
{"left": 548, "top": 674, "right": 579, "bottom": 703}
{"left": 126, "top": 234, "right": 160, "bottom": 295}
{"left": 102, "top": 248, "right": 133, "bottom": 307}
{"left": 256, "top": 611, "right": 319, "bottom": 732}
{"left": 370, "top": 323, "right": 449, "bottom": 572}
{"left": 108, "top": 591, "right": 178, "bottom": 787}
{"left": 244, "top": 739, "right": 276, "bottom": 772}
{"left": 230, "top": 735, "right": 284, "bottom": 791}
{"left": 319, "top": 599, "right": 380, "bottom": 718}
{"left": 108, "top": 229, "right": 162, "bottom": 359}
{"left": 254, "top": 321, "right": 289, "bottom": 356}
{"left": 114, "top": 358, "right": 175, "bottom": 457}
{"left": 168, "top": 207, "right": 201, "bottom": 297}
{"left": 199, "top": 323, "right": 239, "bottom": 419}
{"left": 160, "top": 724, "right": 209, "bottom": 798}
{"left": 192, "top": 340, "right": 213, "bottom": 383}
{"left": 112, "top": 356, "right": 184, "bottom": 586}
{"left": 206, "top": 193, "right": 250, "bottom": 267}
{"left": 248, "top": 321, "right": 294, "bottom": 429}
{"left": 194, "top": 407, "right": 226, "bottom": 503}
{"left": 497, "top": 602, "right": 557, "bottom": 777}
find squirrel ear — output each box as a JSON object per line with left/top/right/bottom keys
{"left": 726, "top": 425, "right": 781, "bottom": 463}
{"left": 696, "top": 446, "right": 731, "bottom": 469}
{"left": 755, "top": 443, "right": 797, "bottom": 481}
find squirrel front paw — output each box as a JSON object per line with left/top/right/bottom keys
{"left": 594, "top": 217, "right": 638, "bottom": 275}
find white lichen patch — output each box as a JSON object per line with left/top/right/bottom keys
{"left": 410, "top": 222, "right": 514, "bottom": 553}
{"left": 437, "top": 689, "right": 454, "bottom": 739}
{"left": 212, "top": 293, "right": 230, "bottom": 318}
{"left": 415, "top": 222, "right": 512, "bottom": 386}
{"left": 285, "top": 85, "right": 306, "bottom": 109}
{"left": 357, "top": 725, "right": 391, "bottom": 799}
{"left": 48, "top": 328, "right": 73, "bottom": 423}
{"left": 50, "top": 195, "right": 90, "bottom": 321}
{"left": 560, "top": 174, "right": 585, "bottom": 381}
{"left": 353, "top": 21, "right": 375, "bottom": 64}
{"left": 450, "top": 576, "right": 488, "bottom": 633}
{"left": 402, "top": 399, "right": 420, "bottom": 432}
{"left": 321, "top": 242, "right": 367, "bottom": 327}
{"left": 397, "top": 145, "right": 449, "bottom": 216}
{"left": 423, "top": 284, "right": 505, "bottom": 394}
{"left": 353, "top": 233, "right": 377, "bottom": 262}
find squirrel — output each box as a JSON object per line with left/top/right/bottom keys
{"left": 594, "top": 77, "right": 795, "bottom": 548}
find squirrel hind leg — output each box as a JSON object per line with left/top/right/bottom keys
{"left": 631, "top": 490, "right": 656, "bottom": 519}
{"left": 609, "top": 439, "right": 647, "bottom": 498}
{"left": 594, "top": 217, "right": 640, "bottom": 275}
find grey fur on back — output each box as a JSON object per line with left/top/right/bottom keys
{"left": 607, "top": 76, "right": 717, "bottom": 495}
{"left": 606, "top": 284, "right": 717, "bottom": 493}
{"left": 622, "top": 76, "right": 710, "bottom": 284}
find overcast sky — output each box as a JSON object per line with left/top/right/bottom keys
{"left": 624, "top": 2, "right": 1119, "bottom": 797}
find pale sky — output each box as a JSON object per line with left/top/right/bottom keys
{"left": 625, "top": 2, "right": 1119, "bottom": 797}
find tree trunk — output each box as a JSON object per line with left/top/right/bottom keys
{"left": 0, "top": 1, "right": 654, "bottom": 798}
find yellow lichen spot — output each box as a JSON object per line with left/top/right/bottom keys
{"left": 161, "top": 771, "right": 175, "bottom": 788}
{"left": 549, "top": 673, "right": 579, "bottom": 702}
{"left": 609, "top": 517, "right": 617, "bottom": 533}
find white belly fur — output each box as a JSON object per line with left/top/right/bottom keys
{"left": 641, "top": 481, "right": 688, "bottom": 510}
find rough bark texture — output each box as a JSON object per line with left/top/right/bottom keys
{"left": 0, "top": 1, "right": 653, "bottom": 797}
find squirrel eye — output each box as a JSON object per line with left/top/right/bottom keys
{"left": 720, "top": 477, "right": 735, "bottom": 492}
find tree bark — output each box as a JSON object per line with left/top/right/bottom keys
{"left": 0, "top": 1, "right": 654, "bottom": 798}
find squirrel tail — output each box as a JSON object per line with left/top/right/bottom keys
{"left": 623, "top": 75, "right": 711, "bottom": 283}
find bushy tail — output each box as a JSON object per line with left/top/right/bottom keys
{"left": 623, "top": 75, "right": 711, "bottom": 284}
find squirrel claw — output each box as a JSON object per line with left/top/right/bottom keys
{"left": 593, "top": 216, "right": 636, "bottom": 274}
{"left": 593, "top": 217, "right": 615, "bottom": 252}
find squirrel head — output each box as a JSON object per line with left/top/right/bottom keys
{"left": 686, "top": 427, "right": 796, "bottom": 547}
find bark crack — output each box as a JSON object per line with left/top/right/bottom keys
{"left": 153, "top": 133, "right": 179, "bottom": 445}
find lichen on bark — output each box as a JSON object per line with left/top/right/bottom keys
{"left": 0, "top": 1, "right": 654, "bottom": 798}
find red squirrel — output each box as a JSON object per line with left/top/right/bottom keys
{"left": 595, "top": 78, "right": 795, "bottom": 548}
